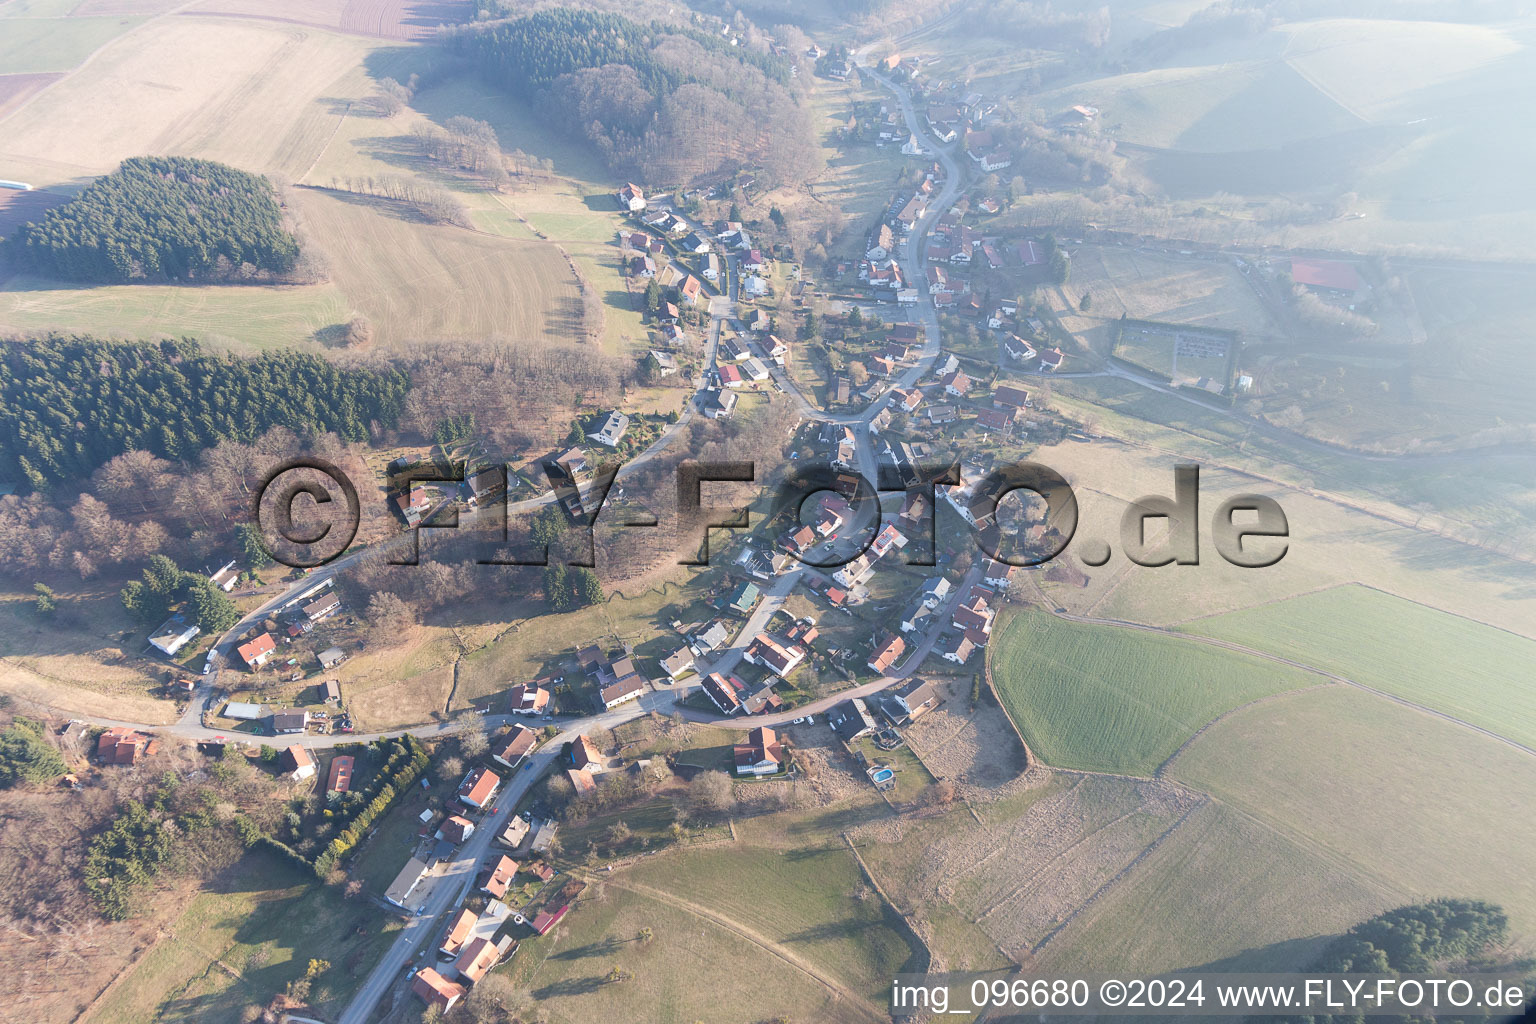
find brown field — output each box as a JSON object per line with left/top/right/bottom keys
{"left": 189, "top": 0, "right": 471, "bottom": 40}
{"left": 0, "top": 71, "right": 61, "bottom": 119}
{"left": 0, "top": 17, "right": 374, "bottom": 185}
{"left": 291, "top": 187, "right": 583, "bottom": 349}
{"left": 856, "top": 771, "right": 1201, "bottom": 961}
{"left": 1048, "top": 246, "right": 1282, "bottom": 359}
{"left": 69, "top": 0, "right": 182, "bottom": 12}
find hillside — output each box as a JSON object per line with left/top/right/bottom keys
{"left": 447, "top": 7, "right": 820, "bottom": 186}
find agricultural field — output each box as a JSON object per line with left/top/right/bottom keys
{"left": 1177, "top": 584, "right": 1536, "bottom": 749}
{"left": 1031, "top": 800, "right": 1397, "bottom": 976}
{"left": 1012, "top": 432, "right": 1536, "bottom": 639}
{"left": 189, "top": 0, "right": 473, "bottom": 40}
{"left": 0, "top": 17, "right": 376, "bottom": 186}
{"left": 856, "top": 771, "right": 1199, "bottom": 959}
{"left": 289, "top": 188, "right": 584, "bottom": 350}
{"left": 84, "top": 851, "right": 402, "bottom": 1024}
{"left": 622, "top": 843, "right": 920, "bottom": 1003}
{"left": 1167, "top": 685, "right": 1536, "bottom": 941}
{"left": 1047, "top": 246, "right": 1280, "bottom": 361}
{"left": 497, "top": 881, "right": 864, "bottom": 1024}
{"left": 0, "top": 70, "right": 63, "bottom": 119}
{"left": 0, "top": 12, "right": 146, "bottom": 75}
{"left": 988, "top": 609, "right": 1318, "bottom": 775}
{"left": 0, "top": 274, "right": 351, "bottom": 352}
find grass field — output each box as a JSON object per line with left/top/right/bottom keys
{"left": 0, "top": 274, "right": 352, "bottom": 351}
{"left": 85, "top": 851, "right": 402, "bottom": 1024}
{"left": 1179, "top": 584, "right": 1536, "bottom": 749}
{"left": 0, "top": 15, "right": 145, "bottom": 75}
{"left": 1032, "top": 800, "right": 1397, "bottom": 976}
{"left": 499, "top": 882, "right": 856, "bottom": 1024}
{"left": 0, "top": 18, "right": 374, "bottom": 185}
{"left": 291, "top": 188, "right": 583, "bottom": 349}
{"left": 623, "top": 844, "right": 919, "bottom": 1001}
{"left": 1168, "top": 686, "right": 1536, "bottom": 940}
{"left": 0, "top": 590, "right": 180, "bottom": 723}
{"left": 988, "top": 609, "right": 1318, "bottom": 775}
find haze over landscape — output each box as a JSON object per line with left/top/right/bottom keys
{"left": 0, "top": 1, "right": 1533, "bottom": 1022}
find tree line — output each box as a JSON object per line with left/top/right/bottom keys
{"left": 2, "top": 156, "right": 300, "bottom": 283}
{"left": 0, "top": 335, "right": 410, "bottom": 491}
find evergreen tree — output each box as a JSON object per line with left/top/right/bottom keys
{"left": 0, "top": 718, "right": 66, "bottom": 787}
{"left": 185, "top": 577, "right": 239, "bottom": 634}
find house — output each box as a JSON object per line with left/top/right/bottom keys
{"left": 867, "top": 224, "right": 894, "bottom": 260}
{"left": 742, "top": 248, "right": 768, "bottom": 272}
{"left": 628, "top": 254, "right": 656, "bottom": 277}
{"left": 919, "top": 576, "right": 951, "bottom": 608}
{"left": 567, "top": 767, "right": 596, "bottom": 795}
{"left": 209, "top": 560, "right": 239, "bottom": 592}
{"left": 742, "top": 684, "right": 783, "bottom": 716}
{"left": 148, "top": 615, "right": 200, "bottom": 657}
{"left": 458, "top": 766, "right": 501, "bottom": 809}
{"left": 733, "top": 726, "right": 785, "bottom": 776}
{"left": 867, "top": 633, "right": 906, "bottom": 674}
{"left": 480, "top": 854, "right": 519, "bottom": 898}
{"left": 718, "top": 363, "right": 743, "bottom": 388}
{"left": 647, "top": 350, "right": 678, "bottom": 377}
{"left": 703, "top": 388, "right": 737, "bottom": 418}
{"left": 983, "top": 559, "right": 1017, "bottom": 590}
{"left": 680, "top": 275, "right": 703, "bottom": 305}
{"left": 237, "top": 632, "right": 276, "bottom": 670}
{"left": 553, "top": 447, "right": 589, "bottom": 479}
{"left": 682, "top": 232, "right": 711, "bottom": 254}
{"left": 412, "top": 968, "right": 466, "bottom": 1013}
{"left": 815, "top": 495, "right": 848, "bottom": 536}
{"left": 491, "top": 724, "right": 539, "bottom": 769}
{"left": 96, "top": 727, "right": 158, "bottom": 765}
{"left": 395, "top": 486, "right": 430, "bottom": 524}
{"left": 456, "top": 934, "right": 508, "bottom": 986}
{"left": 386, "top": 855, "right": 432, "bottom": 908}
{"left": 980, "top": 151, "right": 1012, "bottom": 172}
{"left": 589, "top": 410, "right": 630, "bottom": 447}
{"left": 927, "top": 404, "right": 958, "bottom": 425}
{"left": 703, "top": 252, "right": 721, "bottom": 280}
{"left": 828, "top": 698, "right": 876, "bottom": 742}
{"left": 870, "top": 523, "right": 908, "bottom": 558}
{"left": 326, "top": 754, "right": 354, "bottom": 792}
{"left": 570, "top": 734, "right": 603, "bottom": 772}
{"left": 742, "top": 356, "right": 769, "bottom": 382}
{"left": 441, "top": 908, "right": 477, "bottom": 957}
{"left": 692, "top": 619, "right": 733, "bottom": 653}
{"left": 661, "top": 647, "right": 696, "bottom": 681}
{"left": 981, "top": 243, "right": 1004, "bottom": 269}
{"left": 725, "top": 580, "right": 761, "bottom": 616}
{"left": 891, "top": 678, "right": 940, "bottom": 721}
{"left": 600, "top": 673, "right": 646, "bottom": 709}
{"left": 437, "top": 814, "right": 476, "bottom": 844}
{"left": 319, "top": 646, "right": 346, "bottom": 670}
{"left": 892, "top": 387, "right": 923, "bottom": 413}
{"left": 616, "top": 182, "right": 646, "bottom": 212}
{"left": 280, "top": 744, "right": 315, "bottom": 781}
{"left": 743, "top": 633, "right": 804, "bottom": 678}
{"left": 941, "top": 369, "right": 970, "bottom": 396}
{"left": 939, "top": 632, "right": 976, "bottom": 664}
{"left": 702, "top": 672, "right": 743, "bottom": 715}
{"left": 1038, "top": 347, "right": 1064, "bottom": 371}
{"left": 499, "top": 816, "right": 531, "bottom": 848}
{"left": 272, "top": 710, "right": 308, "bottom": 734}
{"left": 977, "top": 407, "right": 1015, "bottom": 432}
{"left": 508, "top": 683, "right": 551, "bottom": 715}
{"left": 899, "top": 598, "right": 933, "bottom": 633}
{"left": 1003, "top": 334, "right": 1036, "bottom": 363}
{"left": 834, "top": 552, "right": 875, "bottom": 588}
{"left": 303, "top": 591, "right": 340, "bottom": 623}
{"left": 896, "top": 287, "right": 919, "bottom": 304}
{"left": 984, "top": 387, "right": 1030, "bottom": 416}
{"left": 763, "top": 335, "right": 788, "bottom": 364}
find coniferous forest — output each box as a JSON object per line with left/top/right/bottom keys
{"left": 1, "top": 156, "right": 300, "bottom": 283}
{"left": 448, "top": 8, "right": 819, "bottom": 187}
{"left": 0, "top": 336, "right": 410, "bottom": 490}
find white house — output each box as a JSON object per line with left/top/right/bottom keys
{"left": 589, "top": 410, "right": 629, "bottom": 447}
{"left": 617, "top": 183, "right": 646, "bottom": 212}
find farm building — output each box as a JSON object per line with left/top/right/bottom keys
{"left": 223, "top": 701, "right": 262, "bottom": 720}
{"left": 148, "top": 615, "right": 199, "bottom": 657}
